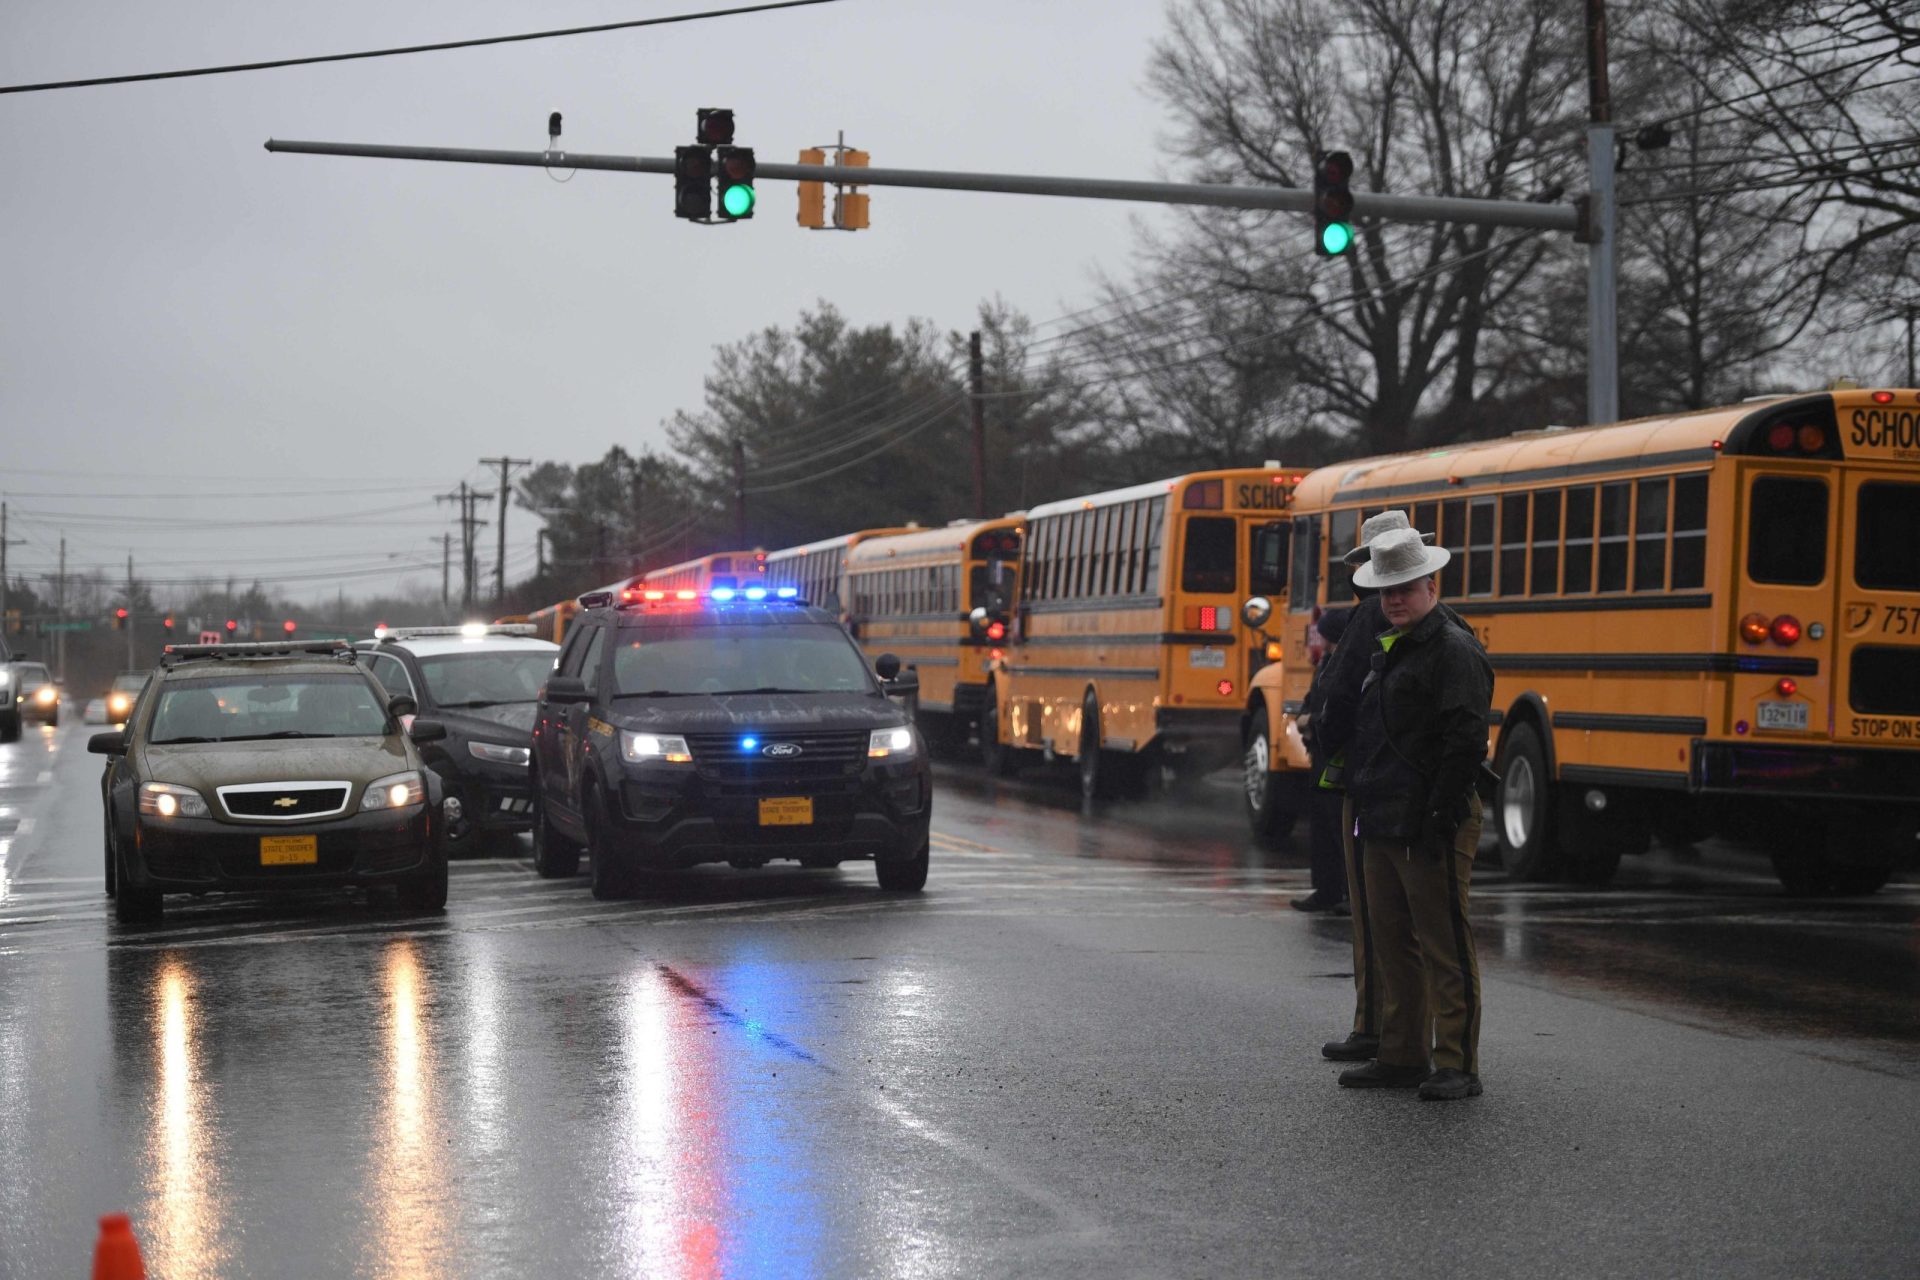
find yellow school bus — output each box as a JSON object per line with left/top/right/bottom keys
{"left": 1241, "top": 388, "right": 1920, "bottom": 893}
{"left": 763, "top": 527, "right": 919, "bottom": 618}
{"left": 526, "top": 599, "right": 578, "bottom": 645}
{"left": 642, "top": 549, "right": 767, "bottom": 594}
{"left": 847, "top": 517, "right": 1024, "bottom": 746}
{"left": 986, "top": 468, "right": 1294, "bottom": 798}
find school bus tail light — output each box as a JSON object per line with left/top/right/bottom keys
{"left": 1871, "top": 390, "right": 1894, "bottom": 404}
{"left": 1770, "top": 614, "right": 1803, "bottom": 646}
{"left": 1216, "top": 679, "right": 1234, "bottom": 697}
{"left": 1739, "top": 613, "right": 1771, "bottom": 644}
{"left": 1776, "top": 678, "right": 1798, "bottom": 697}
{"left": 1182, "top": 479, "right": 1224, "bottom": 509}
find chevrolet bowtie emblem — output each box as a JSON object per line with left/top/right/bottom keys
{"left": 273, "top": 796, "right": 299, "bottom": 808}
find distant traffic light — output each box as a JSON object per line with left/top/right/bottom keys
{"left": 837, "top": 150, "right": 870, "bottom": 230}
{"left": 674, "top": 146, "right": 713, "bottom": 221}
{"left": 1313, "top": 150, "right": 1355, "bottom": 256}
{"left": 697, "top": 108, "right": 734, "bottom": 147}
{"left": 283, "top": 619, "right": 297, "bottom": 635}
{"left": 224, "top": 619, "right": 238, "bottom": 635}
{"left": 113, "top": 607, "right": 128, "bottom": 631}
{"left": 716, "top": 146, "right": 756, "bottom": 220}
{"left": 797, "top": 148, "right": 827, "bottom": 229}
{"left": 162, "top": 616, "right": 175, "bottom": 633}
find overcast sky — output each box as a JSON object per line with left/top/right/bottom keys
{"left": 0, "top": 0, "right": 1179, "bottom": 609}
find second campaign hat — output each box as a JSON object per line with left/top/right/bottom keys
{"left": 1342, "top": 509, "right": 1438, "bottom": 566}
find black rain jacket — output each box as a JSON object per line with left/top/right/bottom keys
{"left": 1344, "top": 602, "right": 1494, "bottom": 842}
{"left": 1316, "top": 595, "right": 1473, "bottom": 764}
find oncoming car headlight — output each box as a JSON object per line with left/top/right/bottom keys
{"left": 139, "top": 782, "right": 210, "bottom": 819}
{"left": 621, "top": 731, "right": 692, "bottom": 764}
{"left": 35, "top": 686, "right": 56, "bottom": 705}
{"left": 868, "top": 726, "right": 916, "bottom": 759}
{"left": 359, "top": 771, "right": 427, "bottom": 811}
{"left": 468, "top": 741, "right": 530, "bottom": 767}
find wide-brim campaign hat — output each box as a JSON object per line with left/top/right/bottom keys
{"left": 1352, "top": 527, "right": 1452, "bottom": 590}
{"left": 1342, "top": 509, "right": 1438, "bottom": 565}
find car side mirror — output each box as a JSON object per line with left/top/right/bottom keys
{"left": 408, "top": 719, "right": 448, "bottom": 743}
{"left": 875, "top": 653, "right": 902, "bottom": 681}
{"left": 387, "top": 694, "right": 418, "bottom": 719}
{"left": 884, "top": 671, "right": 920, "bottom": 697}
{"left": 544, "top": 676, "right": 592, "bottom": 704}
{"left": 88, "top": 731, "right": 128, "bottom": 756}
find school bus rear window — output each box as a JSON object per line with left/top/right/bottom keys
{"left": 1854, "top": 482, "right": 1920, "bottom": 592}
{"left": 1748, "top": 477, "right": 1828, "bottom": 586}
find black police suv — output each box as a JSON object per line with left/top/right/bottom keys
{"left": 89, "top": 640, "right": 451, "bottom": 923}
{"left": 530, "top": 588, "right": 931, "bottom": 898}
{"left": 356, "top": 626, "right": 559, "bottom": 855}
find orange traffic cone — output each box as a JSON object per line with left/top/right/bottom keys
{"left": 91, "top": 1213, "right": 146, "bottom": 1280}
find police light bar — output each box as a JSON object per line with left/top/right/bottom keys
{"left": 374, "top": 624, "right": 539, "bottom": 642}
{"left": 597, "top": 586, "right": 810, "bottom": 611}
{"left": 161, "top": 640, "right": 352, "bottom": 663}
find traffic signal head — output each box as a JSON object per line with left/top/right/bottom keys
{"left": 717, "top": 147, "right": 756, "bottom": 220}
{"left": 1313, "top": 150, "right": 1355, "bottom": 256}
{"left": 696, "top": 109, "right": 735, "bottom": 147}
{"left": 224, "top": 619, "right": 238, "bottom": 633}
{"left": 283, "top": 619, "right": 297, "bottom": 634}
{"left": 797, "top": 148, "right": 827, "bottom": 229}
{"left": 114, "top": 607, "right": 128, "bottom": 630}
{"left": 162, "top": 616, "right": 174, "bottom": 631}
{"left": 675, "top": 146, "right": 713, "bottom": 220}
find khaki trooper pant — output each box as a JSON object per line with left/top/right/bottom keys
{"left": 1361, "top": 794, "right": 1485, "bottom": 1074}
{"left": 1340, "top": 796, "right": 1377, "bottom": 1038}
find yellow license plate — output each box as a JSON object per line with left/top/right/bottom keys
{"left": 260, "top": 835, "right": 319, "bottom": 866}
{"left": 758, "top": 797, "right": 814, "bottom": 826}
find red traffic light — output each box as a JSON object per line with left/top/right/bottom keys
{"left": 162, "top": 616, "right": 174, "bottom": 629}
{"left": 115, "top": 608, "right": 129, "bottom": 620}
{"left": 224, "top": 619, "right": 238, "bottom": 632}
{"left": 283, "top": 620, "right": 297, "bottom": 634}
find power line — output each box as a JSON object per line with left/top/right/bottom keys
{"left": 0, "top": 0, "right": 844, "bottom": 95}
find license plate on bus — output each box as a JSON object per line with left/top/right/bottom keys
{"left": 260, "top": 835, "right": 319, "bottom": 865}
{"left": 1756, "top": 700, "right": 1809, "bottom": 731}
{"left": 758, "top": 797, "right": 814, "bottom": 826}
{"left": 1188, "top": 647, "right": 1226, "bottom": 669}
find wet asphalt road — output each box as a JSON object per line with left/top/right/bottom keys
{"left": 3, "top": 721, "right": 1919, "bottom": 1278}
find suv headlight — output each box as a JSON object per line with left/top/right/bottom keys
{"left": 139, "top": 782, "right": 210, "bottom": 819}
{"left": 468, "top": 740, "right": 530, "bottom": 766}
{"left": 868, "top": 726, "right": 917, "bottom": 759}
{"left": 360, "top": 771, "right": 427, "bottom": 811}
{"left": 621, "top": 731, "right": 692, "bottom": 764}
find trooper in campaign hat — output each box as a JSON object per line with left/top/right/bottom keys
{"left": 1335, "top": 527, "right": 1495, "bottom": 1101}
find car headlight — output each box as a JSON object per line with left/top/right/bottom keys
{"left": 360, "top": 771, "right": 427, "bottom": 811}
{"left": 868, "top": 726, "right": 917, "bottom": 759}
{"left": 139, "top": 782, "right": 210, "bottom": 819}
{"left": 35, "top": 687, "right": 56, "bottom": 705}
{"left": 108, "top": 693, "right": 131, "bottom": 714}
{"left": 468, "top": 740, "right": 530, "bottom": 766}
{"left": 621, "top": 731, "right": 692, "bottom": 764}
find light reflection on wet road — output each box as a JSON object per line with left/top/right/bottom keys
{"left": 1, "top": 722, "right": 1917, "bottom": 1276}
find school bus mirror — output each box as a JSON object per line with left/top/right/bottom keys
{"left": 968, "top": 606, "right": 991, "bottom": 634}
{"left": 1241, "top": 596, "right": 1274, "bottom": 628}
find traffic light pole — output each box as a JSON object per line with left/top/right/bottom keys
{"left": 1585, "top": 0, "right": 1619, "bottom": 427}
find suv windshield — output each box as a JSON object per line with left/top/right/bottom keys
{"left": 612, "top": 624, "right": 873, "bottom": 696}
{"left": 149, "top": 673, "right": 389, "bottom": 743}
{"left": 15, "top": 664, "right": 51, "bottom": 691}
{"left": 111, "top": 672, "right": 150, "bottom": 694}
{"left": 417, "top": 650, "right": 556, "bottom": 706}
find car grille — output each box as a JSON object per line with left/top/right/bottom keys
{"left": 685, "top": 730, "right": 869, "bottom": 788}
{"left": 1850, "top": 647, "right": 1920, "bottom": 716}
{"left": 220, "top": 785, "right": 351, "bottom": 819}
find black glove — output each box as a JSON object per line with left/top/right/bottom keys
{"left": 1417, "top": 807, "right": 1458, "bottom": 855}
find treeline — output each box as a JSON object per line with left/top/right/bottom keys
{"left": 506, "top": 0, "right": 1917, "bottom": 612}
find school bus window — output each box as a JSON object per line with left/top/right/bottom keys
{"left": 1597, "top": 481, "right": 1631, "bottom": 592}
{"left": 1412, "top": 502, "right": 1438, "bottom": 544}
{"left": 1747, "top": 476, "right": 1828, "bottom": 586}
{"left": 1467, "top": 498, "right": 1496, "bottom": 597}
{"left": 1250, "top": 521, "right": 1290, "bottom": 597}
{"left": 1144, "top": 497, "right": 1166, "bottom": 591}
{"left": 1564, "top": 487, "right": 1596, "bottom": 593}
{"left": 1132, "top": 501, "right": 1152, "bottom": 594}
{"left": 1099, "top": 505, "right": 1119, "bottom": 596}
{"left": 1499, "top": 493, "right": 1528, "bottom": 596}
{"left": 1182, "top": 516, "right": 1237, "bottom": 594}
{"left": 1851, "top": 647, "right": 1920, "bottom": 717}
{"left": 1529, "top": 489, "right": 1562, "bottom": 595}
{"left": 1854, "top": 482, "right": 1920, "bottom": 591}
{"left": 1327, "top": 509, "right": 1359, "bottom": 602}
{"left": 1290, "top": 515, "right": 1320, "bottom": 612}
{"left": 1073, "top": 510, "right": 1094, "bottom": 598}
{"left": 1634, "top": 477, "right": 1670, "bottom": 593}
{"left": 1672, "top": 474, "right": 1708, "bottom": 590}
{"left": 1439, "top": 499, "right": 1467, "bottom": 598}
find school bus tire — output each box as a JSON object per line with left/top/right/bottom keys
{"left": 979, "top": 681, "right": 1021, "bottom": 777}
{"left": 1243, "top": 705, "right": 1300, "bottom": 848}
{"left": 1493, "top": 721, "right": 1563, "bottom": 881}
{"left": 1078, "top": 692, "right": 1109, "bottom": 802}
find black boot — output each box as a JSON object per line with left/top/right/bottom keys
{"left": 1417, "top": 1068, "right": 1483, "bottom": 1101}
{"left": 1321, "top": 1032, "right": 1379, "bottom": 1061}
{"left": 1337, "top": 1060, "right": 1429, "bottom": 1089}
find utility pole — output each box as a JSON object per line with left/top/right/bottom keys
{"left": 126, "top": 554, "right": 136, "bottom": 672}
{"left": 1585, "top": 0, "right": 1619, "bottom": 426}
{"left": 1906, "top": 306, "right": 1916, "bottom": 387}
{"left": 436, "top": 483, "right": 491, "bottom": 611}
{"left": 480, "top": 455, "right": 531, "bottom": 605}
{"left": 969, "top": 330, "right": 987, "bottom": 519}
{"left": 55, "top": 536, "right": 66, "bottom": 681}
{"left": 441, "top": 533, "right": 452, "bottom": 608}
{"left": 733, "top": 438, "right": 747, "bottom": 546}
{"left": 0, "top": 502, "right": 25, "bottom": 639}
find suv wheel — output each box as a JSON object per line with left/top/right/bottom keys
{"left": 398, "top": 848, "right": 449, "bottom": 912}
{"left": 586, "top": 788, "right": 629, "bottom": 901}
{"left": 876, "top": 840, "right": 930, "bottom": 892}
{"left": 104, "top": 818, "right": 118, "bottom": 898}
{"left": 112, "top": 838, "right": 163, "bottom": 924}
{"left": 530, "top": 775, "right": 581, "bottom": 879}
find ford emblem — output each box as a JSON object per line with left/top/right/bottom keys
{"left": 762, "top": 742, "right": 802, "bottom": 758}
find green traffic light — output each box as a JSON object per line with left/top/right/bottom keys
{"left": 722, "top": 184, "right": 756, "bottom": 217}
{"left": 1321, "top": 222, "right": 1354, "bottom": 255}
